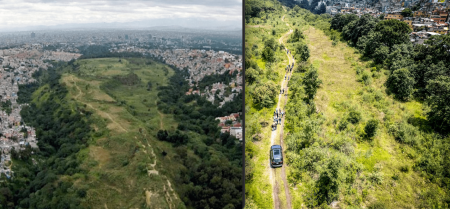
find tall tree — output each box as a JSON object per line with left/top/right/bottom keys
{"left": 426, "top": 76, "right": 450, "bottom": 135}
{"left": 386, "top": 68, "right": 415, "bottom": 101}
{"left": 401, "top": 8, "right": 413, "bottom": 17}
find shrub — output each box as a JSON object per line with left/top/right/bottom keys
{"left": 361, "top": 71, "right": 372, "bottom": 86}
{"left": 303, "top": 67, "right": 322, "bottom": 101}
{"left": 365, "top": 119, "right": 379, "bottom": 138}
{"left": 347, "top": 110, "right": 362, "bottom": 124}
{"left": 368, "top": 171, "right": 383, "bottom": 184}
{"left": 392, "top": 173, "right": 400, "bottom": 180}
{"left": 338, "top": 119, "right": 348, "bottom": 131}
{"left": 368, "top": 202, "right": 387, "bottom": 209}
{"left": 400, "top": 165, "right": 410, "bottom": 173}
{"left": 390, "top": 121, "right": 421, "bottom": 146}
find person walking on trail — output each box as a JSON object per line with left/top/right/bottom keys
{"left": 279, "top": 118, "right": 281, "bottom": 124}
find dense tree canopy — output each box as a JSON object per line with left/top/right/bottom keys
{"left": 342, "top": 14, "right": 379, "bottom": 45}
{"left": 401, "top": 8, "right": 413, "bottom": 17}
{"left": 426, "top": 76, "right": 450, "bottom": 135}
{"left": 386, "top": 68, "right": 415, "bottom": 101}
{"left": 330, "top": 13, "right": 358, "bottom": 31}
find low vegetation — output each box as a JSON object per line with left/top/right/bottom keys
{"left": 1, "top": 55, "right": 242, "bottom": 209}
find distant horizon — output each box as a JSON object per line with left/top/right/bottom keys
{"left": 0, "top": 0, "right": 242, "bottom": 32}
{"left": 0, "top": 21, "right": 243, "bottom": 33}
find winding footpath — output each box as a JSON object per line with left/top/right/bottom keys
{"left": 270, "top": 14, "right": 294, "bottom": 209}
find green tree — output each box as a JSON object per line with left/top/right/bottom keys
{"left": 262, "top": 46, "right": 275, "bottom": 62}
{"left": 386, "top": 68, "right": 415, "bottom": 101}
{"left": 303, "top": 67, "right": 322, "bottom": 101}
{"left": 331, "top": 13, "right": 359, "bottom": 32}
{"left": 252, "top": 81, "right": 278, "bottom": 107}
{"left": 295, "top": 42, "right": 310, "bottom": 62}
{"left": 245, "top": 67, "right": 259, "bottom": 84}
{"left": 365, "top": 119, "right": 379, "bottom": 139}
{"left": 373, "top": 19, "right": 411, "bottom": 49}
{"left": 372, "top": 45, "right": 389, "bottom": 64}
{"left": 426, "top": 76, "right": 450, "bottom": 134}
{"left": 342, "top": 14, "right": 378, "bottom": 45}
{"left": 293, "top": 5, "right": 301, "bottom": 13}
{"left": 288, "top": 28, "right": 305, "bottom": 43}
{"left": 401, "top": 8, "right": 413, "bottom": 17}
{"left": 264, "top": 37, "right": 276, "bottom": 50}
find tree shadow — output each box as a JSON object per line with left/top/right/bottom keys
{"left": 407, "top": 115, "right": 432, "bottom": 133}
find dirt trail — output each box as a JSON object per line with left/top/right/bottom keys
{"left": 141, "top": 132, "right": 179, "bottom": 208}
{"left": 155, "top": 101, "right": 164, "bottom": 129}
{"left": 70, "top": 76, "right": 128, "bottom": 133}
{"left": 269, "top": 13, "right": 294, "bottom": 209}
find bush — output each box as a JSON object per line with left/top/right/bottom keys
{"left": 303, "top": 67, "right": 323, "bottom": 101}
{"left": 338, "top": 118, "right": 348, "bottom": 131}
{"left": 400, "top": 165, "right": 410, "bottom": 173}
{"left": 390, "top": 122, "right": 421, "bottom": 146}
{"left": 368, "top": 202, "right": 387, "bottom": 209}
{"left": 368, "top": 171, "right": 383, "bottom": 184}
{"left": 361, "top": 71, "right": 372, "bottom": 86}
{"left": 347, "top": 110, "right": 362, "bottom": 124}
{"left": 332, "top": 40, "right": 338, "bottom": 46}
{"left": 365, "top": 119, "right": 379, "bottom": 138}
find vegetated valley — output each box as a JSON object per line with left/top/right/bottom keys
{"left": 0, "top": 55, "right": 242, "bottom": 208}
{"left": 245, "top": 0, "right": 450, "bottom": 208}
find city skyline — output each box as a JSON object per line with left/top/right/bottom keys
{"left": 0, "top": 0, "right": 242, "bottom": 32}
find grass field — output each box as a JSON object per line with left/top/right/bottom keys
{"left": 61, "top": 57, "right": 183, "bottom": 209}
{"left": 299, "top": 25, "right": 445, "bottom": 208}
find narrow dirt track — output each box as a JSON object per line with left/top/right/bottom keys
{"left": 269, "top": 13, "right": 293, "bottom": 209}
{"left": 70, "top": 76, "right": 128, "bottom": 133}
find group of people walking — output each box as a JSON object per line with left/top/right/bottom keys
{"left": 271, "top": 48, "right": 294, "bottom": 131}
{"left": 271, "top": 108, "right": 285, "bottom": 131}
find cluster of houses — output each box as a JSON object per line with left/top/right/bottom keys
{"left": 112, "top": 46, "right": 243, "bottom": 107}
{"left": 327, "top": 0, "right": 450, "bottom": 44}
{"left": 216, "top": 113, "right": 242, "bottom": 141}
{"left": 111, "top": 46, "right": 243, "bottom": 141}
{"left": 0, "top": 46, "right": 80, "bottom": 179}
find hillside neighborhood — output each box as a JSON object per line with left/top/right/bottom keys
{"left": 111, "top": 46, "right": 243, "bottom": 141}
{"left": 326, "top": 0, "right": 450, "bottom": 39}
{"left": 0, "top": 46, "right": 81, "bottom": 179}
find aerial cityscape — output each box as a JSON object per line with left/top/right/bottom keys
{"left": 0, "top": 0, "right": 243, "bottom": 208}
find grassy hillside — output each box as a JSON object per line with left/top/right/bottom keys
{"left": 3, "top": 56, "right": 242, "bottom": 209}
{"left": 284, "top": 7, "right": 449, "bottom": 209}
{"left": 246, "top": 1, "right": 450, "bottom": 208}
{"left": 62, "top": 57, "right": 182, "bottom": 208}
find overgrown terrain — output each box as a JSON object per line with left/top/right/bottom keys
{"left": 1, "top": 56, "right": 242, "bottom": 208}
{"left": 246, "top": 0, "right": 450, "bottom": 208}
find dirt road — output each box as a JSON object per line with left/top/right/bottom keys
{"left": 269, "top": 14, "right": 293, "bottom": 209}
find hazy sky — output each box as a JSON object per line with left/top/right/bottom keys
{"left": 0, "top": 0, "right": 242, "bottom": 31}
